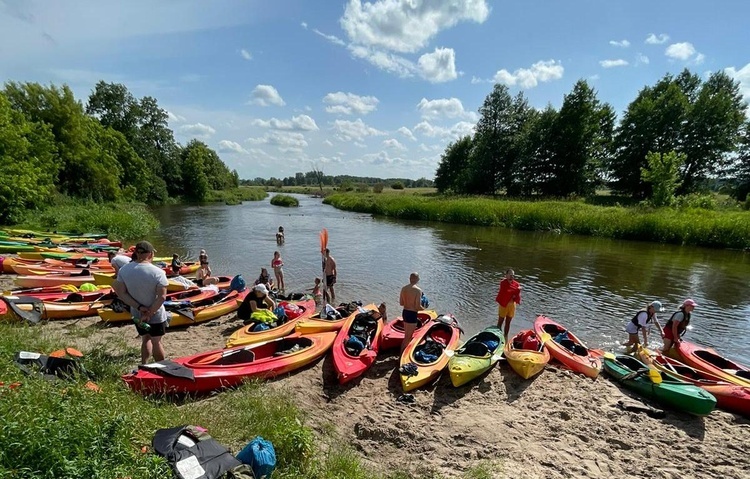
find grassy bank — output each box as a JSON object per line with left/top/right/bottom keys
{"left": 270, "top": 194, "right": 300, "bottom": 207}
{"left": 324, "top": 193, "right": 750, "bottom": 250}
{"left": 16, "top": 202, "right": 159, "bottom": 240}
{"left": 206, "top": 187, "right": 267, "bottom": 205}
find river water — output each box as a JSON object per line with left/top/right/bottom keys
{"left": 150, "top": 194, "right": 750, "bottom": 364}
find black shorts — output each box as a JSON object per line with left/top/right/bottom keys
{"left": 136, "top": 321, "right": 166, "bottom": 337}
{"left": 195, "top": 278, "right": 204, "bottom": 287}
{"left": 402, "top": 310, "right": 419, "bottom": 324}
{"left": 326, "top": 275, "right": 337, "bottom": 286}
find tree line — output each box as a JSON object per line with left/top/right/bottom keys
{"left": 242, "top": 172, "right": 434, "bottom": 189}
{"left": 0, "top": 81, "right": 239, "bottom": 223}
{"left": 435, "top": 69, "right": 750, "bottom": 205}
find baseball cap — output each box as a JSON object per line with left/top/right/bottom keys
{"left": 135, "top": 241, "right": 157, "bottom": 254}
{"left": 682, "top": 299, "right": 698, "bottom": 308}
{"left": 254, "top": 283, "right": 268, "bottom": 295}
{"left": 649, "top": 301, "right": 664, "bottom": 312}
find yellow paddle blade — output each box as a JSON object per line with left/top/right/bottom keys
{"left": 603, "top": 351, "right": 616, "bottom": 360}
{"left": 648, "top": 368, "right": 662, "bottom": 384}
{"left": 540, "top": 332, "right": 551, "bottom": 344}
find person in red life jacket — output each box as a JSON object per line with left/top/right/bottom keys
{"left": 662, "top": 299, "right": 697, "bottom": 354}
{"left": 622, "top": 300, "right": 664, "bottom": 353}
{"left": 495, "top": 268, "right": 522, "bottom": 340}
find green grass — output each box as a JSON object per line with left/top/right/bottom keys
{"left": 324, "top": 193, "right": 750, "bottom": 250}
{"left": 15, "top": 201, "right": 159, "bottom": 240}
{"left": 0, "top": 323, "right": 431, "bottom": 479}
{"left": 270, "top": 194, "right": 300, "bottom": 207}
{"left": 205, "top": 187, "right": 267, "bottom": 205}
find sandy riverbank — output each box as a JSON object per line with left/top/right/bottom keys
{"left": 2, "top": 273, "right": 749, "bottom": 479}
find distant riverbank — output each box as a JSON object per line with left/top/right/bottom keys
{"left": 324, "top": 193, "right": 750, "bottom": 250}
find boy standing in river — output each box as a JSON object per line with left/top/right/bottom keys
{"left": 496, "top": 268, "right": 522, "bottom": 340}
{"left": 324, "top": 248, "right": 337, "bottom": 302}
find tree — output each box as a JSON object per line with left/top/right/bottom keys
{"left": 86, "top": 81, "right": 140, "bottom": 137}
{"left": 516, "top": 106, "right": 557, "bottom": 196}
{"left": 181, "top": 143, "right": 209, "bottom": 201}
{"left": 434, "top": 136, "right": 472, "bottom": 193}
{"left": 641, "top": 151, "right": 684, "bottom": 207}
{"left": 730, "top": 122, "right": 750, "bottom": 202}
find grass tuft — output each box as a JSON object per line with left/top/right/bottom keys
{"left": 205, "top": 187, "right": 267, "bottom": 204}
{"left": 270, "top": 194, "right": 300, "bottom": 207}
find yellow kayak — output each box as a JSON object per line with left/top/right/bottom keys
{"left": 295, "top": 304, "right": 377, "bottom": 335}
{"left": 226, "top": 298, "right": 317, "bottom": 348}
{"left": 92, "top": 272, "right": 197, "bottom": 292}
{"left": 504, "top": 330, "right": 550, "bottom": 379}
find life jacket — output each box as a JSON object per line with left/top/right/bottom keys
{"left": 665, "top": 309, "right": 691, "bottom": 336}
{"left": 630, "top": 310, "right": 653, "bottom": 330}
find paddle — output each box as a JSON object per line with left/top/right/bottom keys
{"left": 319, "top": 228, "right": 328, "bottom": 308}
{"left": 604, "top": 351, "right": 662, "bottom": 384}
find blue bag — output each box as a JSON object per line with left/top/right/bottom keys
{"left": 345, "top": 336, "right": 366, "bottom": 355}
{"left": 252, "top": 322, "right": 270, "bottom": 332}
{"left": 237, "top": 436, "right": 276, "bottom": 479}
{"left": 273, "top": 305, "right": 287, "bottom": 320}
{"left": 230, "top": 274, "right": 247, "bottom": 293}
{"left": 414, "top": 349, "right": 438, "bottom": 364}
{"left": 481, "top": 339, "right": 500, "bottom": 352}
{"left": 420, "top": 292, "right": 429, "bottom": 308}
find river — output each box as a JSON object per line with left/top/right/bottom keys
{"left": 150, "top": 193, "right": 750, "bottom": 364}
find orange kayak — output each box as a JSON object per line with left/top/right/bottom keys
{"left": 674, "top": 341, "right": 750, "bottom": 388}
{"left": 295, "top": 305, "right": 357, "bottom": 334}
{"left": 533, "top": 315, "right": 602, "bottom": 379}
{"left": 14, "top": 274, "right": 97, "bottom": 289}
{"left": 226, "top": 298, "right": 316, "bottom": 347}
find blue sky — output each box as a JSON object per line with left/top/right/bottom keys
{"left": 1, "top": 0, "right": 749, "bottom": 180}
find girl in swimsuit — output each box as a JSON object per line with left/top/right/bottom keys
{"left": 271, "top": 251, "right": 285, "bottom": 292}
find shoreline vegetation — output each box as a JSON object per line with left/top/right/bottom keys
{"left": 324, "top": 192, "right": 750, "bottom": 250}
{"left": 270, "top": 194, "right": 301, "bottom": 207}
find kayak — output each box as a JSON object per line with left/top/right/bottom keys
{"left": 448, "top": 326, "right": 504, "bottom": 387}
{"left": 637, "top": 348, "right": 750, "bottom": 417}
{"left": 603, "top": 354, "right": 716, "bottom": 416}
{"left": 122, "top": 331, "right": 337, "bottom": 395}
{"left": 1, "top": 293, "right": 113, "bottom": 321}
{"left": 533, "top": 315, "right": 602, "bottom": 379}
{"left": 12, "top": 263, "right": 114, "bottom": 276}
{"left": 295, "top": 304, "right": 357, "bottom": 334}
{"left": 504, "top": 329, "right": 550, "bottom": 379}
{"left": 2, "top": 257, "right": 108, "bottom": 274}
{"left": 380, "top": 309, "right": 439, "bottom": 350}
{"left": 226, "top": 297, "right": 317, "bottom": 348}
{"left": 14, "top": 274, "right": 96, "bottom": 289}
{"left": 674, "top": 341, "right": 750, "bottom": 388}
{"left": 2, "top": 285, "right": 113, "bottom": 301}
{"left": 400, "top": 315, "right": 462, "bottom": 392}
{"left": 331, "top": 304, "right": 383, "bottom": 384}
{"left": 92, "top": 272, "right": 228, "bottom": 292}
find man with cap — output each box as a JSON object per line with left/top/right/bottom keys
{"left": 107, "top": 250, "right": 132, "bottom": 275}
{"left": 622, "top": 300, "right": 664, "bottom": 353}
{"left": 662, "top": 299, "right": 698, "bottom": 354}
{"left": 112, "top": 241, "right": 169, "bottom": 364}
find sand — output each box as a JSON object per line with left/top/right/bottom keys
{"left": 2, "top": 273, "right": 749, "bottom": 479}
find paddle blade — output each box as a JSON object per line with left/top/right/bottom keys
{"left": 648, "top": 368, "right": 663, "bottom": 384}
{"left": 603, "top": 351, "right": 616, "bottom": 360}
{"left": 540, "top": 332, "right": 551, "bottom": 344}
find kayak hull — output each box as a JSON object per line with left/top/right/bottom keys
{"left": 400, "top": 317, "right": 462, "bottom": 392}
{"left": 504, "top": 330, "right": 550, "bottom": 379}
{"left": 674, "top": 341, "right": 750, "bottom": 388}
{"left": 226, "top": 298, "right": 316, "bottom": 347}
{"left": 380, "top": 310, "right": 438, "bottom": 350}
{"left": 533, "top": 315, "right": 601, "bottom": 379}
{"left": 331, "top": 304, "right": 381, "bottom": 384}
{"left": 448, "top": 326, "right": 505, "bottom": 387}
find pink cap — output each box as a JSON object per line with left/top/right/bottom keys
{"left": 682, "top": 299, "right": 698, "bottom": 308}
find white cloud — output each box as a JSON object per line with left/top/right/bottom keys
{"left": 636, "top": 53, "right": 650, "bottom": 65}
{"left": 489, "top": 60, "right": 564, "bottom": 89}
{"left": 414, "top": 120, "right": 475, "bottom": 139}
{"left": 417, "top": 47, "right": 457, "bottom": 83}
{"left": 398, "top": 126, "right": 417, "bottom": 141}
{"left": 323, "top": 139, "right": 334, "bottom": 147}
{"left": 247, "top": 131, "right": 308, "bottom": 149}
{"left": 251, "top": 115, "right": 319, "bottom": 131}
{"left": 332, "top": 118, "right": 384, "bottom": 142}
{"left": 218, "top": 140, "right": 248, "bottom": 154}
{"left": 589, "top": 74, "right": 600, "bottom": 81}
{"left": 167, "top": 111, "right": 186, "bottom": 123}
{"left": 600, "top": 59, "right": 629, "bottom": 68}
{"left": 249, "top": 84, "right": 285, "bottom": 107}
{"left": 301, "top": 22, "right": 308, "bottom": 29}
{"left": 383, "top": 138, "right": 407, "bottom": 151}
{"left": 348, "top": 44, "right": 416, "bottom": 78}
{"left": 323, "top": 92, "right": 380, "bottom": 115}
{"left": 178, "top": 122, "right": 216, "bottom": 138}
{"left": 645, "top": 33, "right": 669, "bottom": 45}
{"left": 240, "top": 49, "right": 252, "bottom": 60}
{"left": 609, "top": 39, "right": 630, "bottom": 48}
{"left": 313, "top": 29, "right": 345, "bottom": 46}
{"left": 694, "top": 53, "right": 706, "bottom": 65}
{"left": 726, "top": 63, "right": 750, "bottom": 102}
{"left": 665, "top": 42, "right": 695, "bottom": 61}
{"left": 417, "top": 98, "right": 476, "bottom": 121}
{"left": 340, "top": 0, "right": 490, "bottom": 53}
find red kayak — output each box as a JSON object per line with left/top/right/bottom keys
{"left": 380, "top": 309, "right": 438, "bottom": 350}
{"left": 674, "top": 341, "right": 750, "bottom": 388}
{"left": 533, "top": 315, "right": 602, "bottom": 379}
{"left": 122, "top": 331, "right": 337, "bottom": 394}
{"left": 652, "top": 354, "right": 750, "bottom": 417}
{"left": 331, "top": 304, "right": 383, "bottom": 384}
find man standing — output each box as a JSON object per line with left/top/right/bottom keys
{"left": 399, "top": 272, "right": 422, "bottom": 352}
{"left": 107, "top": 251, "right": 132, "bottom": 275}
{"left": 324, "top": 248, "right": 337, "bottom": 302}
{"left": 113, "top": 241, "right": 169, "bottom": 364}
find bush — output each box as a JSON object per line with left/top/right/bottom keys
{"left": 270, "top": 194, "right": 299, "bottom": 207}
{"left": 205, "top": 187, "right": 267, "bottom": 204}
{"left": 391, "top": 182, "right": 404, "bottom": 190}
{"left": 356, "top": 183, "right": 370, "bottom": 193}
{"left": 675, "top": 193, "right": 717, "bottom": 210}
{"left": 373, "top": 183, "right": 385, "bottom": 193}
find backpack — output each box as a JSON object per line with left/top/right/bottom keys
{"left": 345, "top": 336, "right": 366, "bottom": 355}
{"left": 152, "top": 425, "right": 246, "bottom": 479}
{"left": 230, "top": 275, "right": 247, "bottom": 293}
{"left": 420, "top": 292, "right": 429, "bottom": 309}
{"left": 236, "top": 436, "right": 276, "bottom": 479}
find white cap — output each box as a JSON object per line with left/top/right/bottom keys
{"left": 254, "top": 284, "right": 268, "bottom": 295}
{"left": 649, "top": 301, "right": 664, "bottom": 312}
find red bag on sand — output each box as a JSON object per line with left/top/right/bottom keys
{"left": 523, "top": 334, "right": 540, "bottom": 351}
{"left": 282, "top": 303, "right": 303, "bottom": 319}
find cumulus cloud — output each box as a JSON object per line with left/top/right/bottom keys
{"left": 414, "top": 120, "right": 475, "bottom": 139}
{"left": 484, "top": 60, "right": 564, "bottom": 89}
{"left": 645, "top": 33, "right": 669, "bottom": 45}
{"left": 636, "top": 53, "right": 650, "bottom": 65}
{"left": 249, "top": 84, "right": 285, "bottom": 107}
{"left": 332, "top": 118, "right": 384, "bottom": 142}
{"left": 383, "top": 138, "right": 407, "bottom": 151}
{"left": 340, "top": 0, "right": 490, "bottom": 53}
{"left": 726, "top": 63, "right": 750, "bottom": 102}
{"left": 323, "top": 92, "right": 380, "bottom": 115}
{"left": 178, "top": 122, "right": 216, "bottom": 138}
{"left": 218, "top": 140, "right": 248, "bottom": 154}
{"left": 600, "top": 59, "right": 629, "bottom": 68}
{"left": 398, "top": 126, "right": 417, "bottom": 141}
{"left": 240, "top": 49, "right": 252, "bottom": 60}
{"left": 609, "top": 39, "right": 630, "bottom": 48}
{"left": 251, "top": 114, "right": 319, "bottom": 131}
{"left": 665, "top": 42, "right": 704, "bottom": 64}
{"left": 348, "top": 44, "right": 416, "bottom": 78}
{"left": 313, "top": 29, "right": 345, "bottom": 46}
{"left": 247, "top": 131, "right": 308, "bottom": 149}
{"left": 417, "top": 97, "right": 476, "bottom": 121}
{"left": 417, "top": 47, "right": 457, "bottom": 83}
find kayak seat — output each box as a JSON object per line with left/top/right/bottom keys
{"left": 695, "top": 350, "right": 737, "bottom": 370}
{"left": 558, "top": 339, "right": 588, "bottom": 357}
{"left": 736, "top": 370, "right": 750, "bottom": 379}
{"left": 461, "top": 341, "right": 490, "bottom": 357}
{"left": 542, "top": 324, "right": 565, "bottom": 335}
{"left": 213, "top": 349, "right": 255, "bottom": 366}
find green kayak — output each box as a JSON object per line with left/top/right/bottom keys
{"left": 448, "top": 326, "right": 505, "bottom": 387}
{"left": 603, "top": 355, "right": 716, "bottom": 416}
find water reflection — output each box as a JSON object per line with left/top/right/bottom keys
{"left": 148, "top": 195, "right": 750, "bottom": 364}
